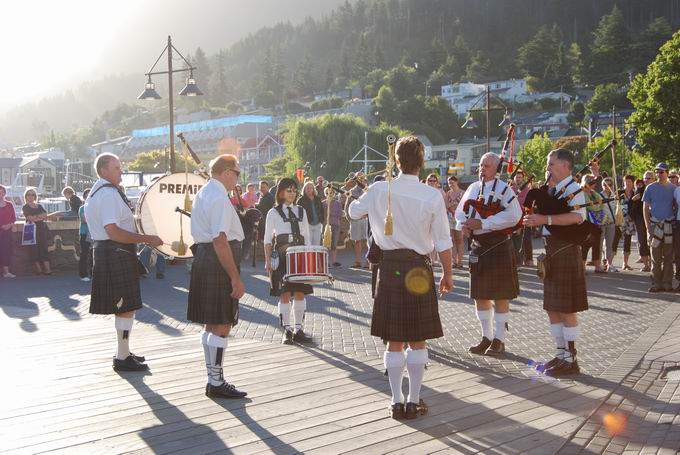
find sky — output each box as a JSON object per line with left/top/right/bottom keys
{"left": 0, "top": 0, "right": 344, "bottom": 111}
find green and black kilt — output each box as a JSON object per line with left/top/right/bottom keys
{"left": 469, "top": 232, "right": 519, "bottom": 300}
{"left": 89, "top": 241, "right": 143, "bottom": 314}
{"left": 543, "top": 237, "right": 588, "bottom": 313}
{"left": 187, "top": 241, "right": 242, "bottom": 325}
{"left": 371, "top": 249, "right": 443, "bottom": 342}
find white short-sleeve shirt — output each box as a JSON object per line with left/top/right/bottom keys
{"left": 84, "top": 178, "right": 137, "bottom": 241}
{"left": 263, "top": 203, "right": 311, "bottom": 246}
{"left": 191, "top": 178, "right": 245, "bottom": 243}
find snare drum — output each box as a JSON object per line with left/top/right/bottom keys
{"left": 135, "top": 173, "right": 207, "bottom": 258}
{"left": 284, "top": 245, "right": 331, "bottom": 284}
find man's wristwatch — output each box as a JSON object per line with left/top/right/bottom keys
{"left": 547, "top": 215, "right": 553, "bottom": 226}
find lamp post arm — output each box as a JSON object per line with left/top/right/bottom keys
{"left": 169, "top": 44, "right": 195, "bottom": 68}
{"left": 145, "top": 67, "right": 197, "bottom": 77}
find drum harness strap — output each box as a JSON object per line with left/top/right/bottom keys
{"left": 274, "top": 205, "right": 305, "bottom": 249}
{"left": 90, "top": 183, "right": 134, "bottom": 212}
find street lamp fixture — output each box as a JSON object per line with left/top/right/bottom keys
{"left": 138, "top": 35, "right": 202, "bottom": 173}
{"left": 461, "top": 115, "right": 478, "bottom": 129}
{"left": 460, "top": 85, "right": 509, "bottom": 153}
{"left": 138, "top": 75, "right": 162, "bottom": 100}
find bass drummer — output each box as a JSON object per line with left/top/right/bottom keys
{"left": 264, "top": 177, "right": 313, "bottom": 345}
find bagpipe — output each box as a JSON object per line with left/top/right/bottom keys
{"left": 463, "top": 124, "right": 522, "bottom": 235}
{"left": 522, "top": 140, "right": 617, "bottom": 244}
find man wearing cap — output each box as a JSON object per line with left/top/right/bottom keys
{"left": 643, "top": 162, "right": 676, "bottom": 292}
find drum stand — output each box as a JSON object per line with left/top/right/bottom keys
{"left": 251, "top": 222, "right": 258, "bottom": 268}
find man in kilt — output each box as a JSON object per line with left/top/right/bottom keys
{"left": 187, "top": 154, "right": 247, "bottom": 399}
{"left": 455, "top": 152, "right": 522, "bottom": 357}
{"left": 84, "top": 153, "right": 163, "bottom": 372}
{"left": 348, "top": 136, "right": 453, "bottom": 420}
{"left": 524, "top": 148, "right": 588, "bottom": 377}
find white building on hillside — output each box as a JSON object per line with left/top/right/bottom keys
{"left": 440, "top": 79, "right": 529, "bottom": 116}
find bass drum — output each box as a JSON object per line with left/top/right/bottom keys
{"left": 135, "top": 173, "right": 207, "bottom": 258}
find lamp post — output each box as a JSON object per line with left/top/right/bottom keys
{"left": 138, "top": 35, "right": 203, "bottom": 173}
{"left": 461, "top": 85, "right": 509, "bottom": 153}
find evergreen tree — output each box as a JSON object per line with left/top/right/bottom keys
{"left": 566, "top": 42, "right": 583, "bottom": 85}
{"left": 373, "top": 42, "right": 385, "bottom": 70}
{"left": 631, "top": 17, "right": 673, "bottom": 74}
{"left": 424, "top": 38, "right": 448, "bottom": 75}
{"left": 210, "top": 50, "right": 229, "bottom": 107}
{"left": 353, "top": 34, "right": 374, "bottom": 80}
{"left": 293, "top": 54, "right": 315, "bottom": 96}
{"left": 587, "top": 5, "right": 630, "bottom": 85}
{"left": 193, "top": 47, "right": 211, "bottom": 96}
{"left": 464, "top": 51, "right": 494, "bottom": 82}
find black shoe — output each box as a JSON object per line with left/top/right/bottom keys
{"left": 404, "top": 399, "right": 428, "bottom": 419}
{"left": 545, "top": 359, "right": 580, "bottom": 377}
{"left": 112, "top": 352, "right": 146, "bottom": 363}
{"left": 535, "top": 356, "right": 561, "bottom": 373}
{"left": 649, "top": 286, "right": 663, "bottom": 293}
{"left": 389, "top": 402, "right": 405, "bottom": 419}
{"left": 282, "top": 329, "right": 294, "bottom": 345}
{"left": 332, "top": 262, "right": 342, "bottom": 267}
{"left": 293, "top": 329, "right": 312, "bottom": 343}
{"left": 156, "top": 273, "right": 164, "bottom": 279}
{"left": 469, "top": 336, "right": 492, "bottom": 355}
{"left": 205, "top": 382, "right": 248, "bottom": 399}
{"left": 113, "top": 355, "right": 149, "bottom": 372}
{"left": 485, "top": 338, "right": 505, "bottom": 356}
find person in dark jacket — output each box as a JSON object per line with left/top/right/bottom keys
{"left": 297, "top": 181, "right": 324, "bottom": 245}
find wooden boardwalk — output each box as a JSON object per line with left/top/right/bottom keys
{"left": 0, "top": 306, "right": 613, "bottom": 454}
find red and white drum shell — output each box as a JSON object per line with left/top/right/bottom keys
{"left": 285, "top": 245, "right": 331, "bottom": 284}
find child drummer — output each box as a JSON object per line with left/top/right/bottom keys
{"left": 264, "top": 177, "right": 314, "bottom": 344}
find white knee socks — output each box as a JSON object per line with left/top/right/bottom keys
{"left": 293, "top": 299, "right": 306, "bottom": 331}
{"left": 384, "top": 351, "right": 406, "bottom": 405}
{"left": 494, "top": 312, "right": 509, "bottom": 342}
{"left": 203, "top": 333, "right": 228, "bottom": 386}
{"left": 114, "top": 316, "right": 134, "bottom": 360}
{"left": 476, "top": 309, "right": 494, "bottom": 340}
{"left": 406, "top": 348, "right": 428, "bottom": 404}
{"left": 550, "top": 323, "right": 566, "bottom": 359}
{"left": 278, "top": 301, "right": 292, "bottom": 330}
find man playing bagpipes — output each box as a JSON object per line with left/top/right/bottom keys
{"left": 454, "top": 152, "right": 522, "bottom": 357}
{"left": 523, "top": 148, "right": 591, "bottom": 377}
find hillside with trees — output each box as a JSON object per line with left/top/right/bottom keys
{"left": 0, "top": 0, "right": 677, "bottom": 168}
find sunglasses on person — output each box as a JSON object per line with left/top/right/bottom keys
{"left": 655, "top": 170, "right": 666, "bottom": 174}
{"left": 427, "top": 179, "right": 438, "bottom": 183}
{"left": 285, "top": 188, "right": 298, "bottom": 194}
{"left": 229, "top": 168, "right": 241, "bottom": 177}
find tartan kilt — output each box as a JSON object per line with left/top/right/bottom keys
{"left": 371, "top": 249, "right": 443, "bottom": 341}
{"left": 90, "top": 242, "right": 142, "bottom": 314}
{"left": 187, "top": 242, "right": 242, "bottom": 324}
{"left": 543, "top": 238, "right": 588, "bottom": 313}
{"left": 469, "top": 233, "right": 519, "bottom": 300}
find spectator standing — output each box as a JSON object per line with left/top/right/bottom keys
{"left": 139, "top": 245, "right": 165, "bottom": 279}
{"left": 242, "top": 183, "right": 259, "bottom": 208}
{"left": 426, "top": 173, "right": 446, "bottom": 267}
{"left": 674, "top": 181, "right": 680, "bottom": 291}
{"left": 614, "top": 175, "right": 637, "bottom": 271}
{"left": 315, "top": 176, "right": 326, "bottom": 200}
{"left": 446, "top": 176, "right": 465, "bottom": 268}
{"left": 298, "top": 181, "right": 323, "bottom": 245}
{"left": 323, "top": 187, "right": 342, "bottom": 266}
{"left": 600, "top": 178, "right": 619, "bottom": 272}
{"left": 580, "top": 175, "right": 606, "bottom": 274}
{"left": 78, "top": 188, "right": 93, "bottom": 281}
{"left": 22, "top": 188, "right": 52, "bottom": 275}
{"left": 62, "top": 186, "right": 82, "bottom": 215}
{"left": 0, "top": 184, "right": 16, "bottom": 278}
{"left": 345, "top": 177, "right": 368, "bottom": 268}
{"left": 643, "top": 163, "right": 676, "bottom": 292}
{"left": 631, "top": 176, "right": 651, "bottom": 271}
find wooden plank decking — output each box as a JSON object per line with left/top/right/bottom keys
{"left": 0, "top": 308, "right": 607, "bottom": 454}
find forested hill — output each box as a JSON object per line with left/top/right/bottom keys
{"left": 222, "top": 0, "right": 680, "bottom": 98}
{"left": 1, "top": 0, "right": 678, "bottom": 147}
